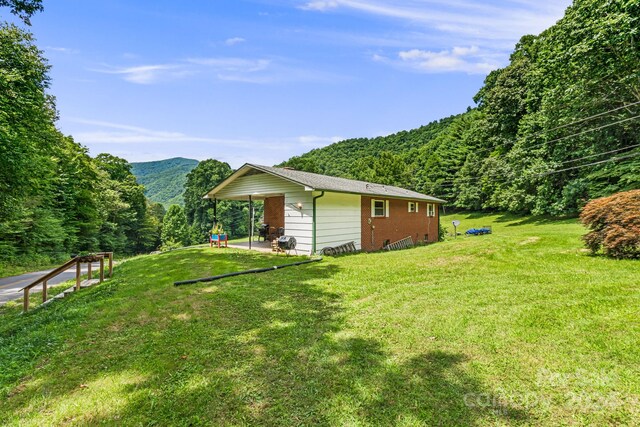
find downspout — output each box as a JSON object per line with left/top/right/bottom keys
{"left": 312, "top": 191, "right": 325, "bottom": 254}
{"left": 248, "top": 195, "right": 252, "bottom": 250}
{"left": 438, "top": 203, "right": 442, "bottom": 242}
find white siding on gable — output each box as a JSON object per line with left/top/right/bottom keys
{"left": 316, "top": 192, "right": 361, "bottom": 251}
{"left": 284, "top": 191, "right": 314, "bottom": 255}
{"left": 215, "top": 173, "right": 303, "bottom": 199}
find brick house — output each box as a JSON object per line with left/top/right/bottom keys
{"left": 204, "top": 164, "right": 445, "bottom": 255}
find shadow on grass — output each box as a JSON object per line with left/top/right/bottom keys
{"left": 459, "top": 211, "right": 500, "bottom": 220}
{"left": 1, "top": 249, "right": 529, "bottom": 425}
{"left": 499, "top": 215, "right": 578, "bottom": 227}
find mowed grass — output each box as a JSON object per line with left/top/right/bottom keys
{"left": 0, "top": 213, "right": 639, "bottom": 426}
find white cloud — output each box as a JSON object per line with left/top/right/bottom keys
{"left": 46, "top": 46, "right": 79, "bottom": 54}
{"left": 63, "top": 118, "right": 349, "bottom": 168}
{"left": 187, "top": 57, "right": 271, "bottom": 72}
{"left": 451, "top": 45, "right": 479, "bottom": 56}
{"left": 382, "top": 45, "right": 497, "bottom": 74}
{"left": 300, "top": 0, "right": 339, "bottom": 11}
{"left": 90, "top": 64, "right": 193, "bottom": 84}
{"left": 68, "top": 118, "right": 273, "bottom": 147}
{"left": 90, "top": 56, "right": 343, "bottom": 85}
{"left": 67, "top": 118, "right": 343, "bottom": 150}
{"left": 224, "top": 37, "right": 246, "bottom": 46}
{"left": 298, "top": 0, "right": 568, "bottom": 41}
{"left": 298, "top": 0, "right": 570, "bottom": 74}
{"left": 215, "top": 73, "right": 274, "bottom": 84}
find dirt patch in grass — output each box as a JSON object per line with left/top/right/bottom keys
{"left": 519, "top": 237, "right": 541, "bottom": 245}
{"left": 172, "top": 313, "right": 191, "bottom": 321}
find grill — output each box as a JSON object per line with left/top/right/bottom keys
{"left": 277, "top": 236, "right": 297, "bottom": 250}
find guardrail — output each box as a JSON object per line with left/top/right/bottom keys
{"left": 20, "top": 252, "right": 113, "bottom": 312}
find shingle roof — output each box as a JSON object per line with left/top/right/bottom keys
{"left": 246, "top": 164, "right": 446, "bottom": 203}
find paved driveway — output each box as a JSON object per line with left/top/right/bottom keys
{"left": 0, "top": 263, "right": 102, "bottom": 305}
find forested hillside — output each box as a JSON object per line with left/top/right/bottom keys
{"left": 282, "top": 0, "right": 639, "bottom": 215}
{"left": 131, "top": 157, "right": 198, "bottom": 208}
{"left": 280, "top": 115, "right": 457, "bottom": 178}
{"left": 0, "top": 11, "right": 164, "bottom": 272}
{"left": 0, "top": 0, "right": 239, "bottom": 270}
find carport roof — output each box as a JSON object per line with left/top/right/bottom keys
{"left": 204, "top": 163, "right": 446, "bottom": 203}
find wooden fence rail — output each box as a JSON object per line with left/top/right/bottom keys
{"left": 20, "top": 252, "right": 113, "bottom": 313}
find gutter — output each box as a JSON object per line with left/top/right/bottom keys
{"left": 312, "top": 191, "right": 325, "bottom": 254}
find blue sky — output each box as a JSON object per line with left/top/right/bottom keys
{"left": 19, "top": 0, "right": 570, "bottom": 167}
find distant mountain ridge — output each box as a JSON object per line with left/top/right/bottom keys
{"left": 131, "top": 157, "right": 199, "bottom": 207}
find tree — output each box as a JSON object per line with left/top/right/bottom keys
{"left": 279, "top": 156, "right": 320, "bottom": 173}
{"left": 580, "top": 190, "right": 640, "bottom": 259}
{"left": 0, "top": 0, "right": 43, "bottom": 25}
{"left": 53, "top": 136, "right": 101, "bottom": 252}
{"left": 0, "top": 23, "right": 61, "bottom": 262}
{"left": 161, "top": 205, "right": 189, "bottom": 249}
{"left": 94, "top": 153, "right": 148, "bottom": 253}
{"left": 183, "top": 159, "right": 249, "bottom": 241}
{"left": 146, "top": 202, "right": 166, "bottom": 250}
{"left": 0, "top": 24, "right": 53, "bottom": 224}
{"left": 183, "top": 159, "right": 231, "bottom": 236}
{"left": 350, "top": 151, "right": 412, "bottom": 189}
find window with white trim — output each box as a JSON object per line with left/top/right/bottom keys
{"left": 408, "top": 201, "right": 418, "bottom": 213}
{"left": 426, "top": 203, "right": 436, "bottom": 217}
{"left": 372, "top": 199, "right": 388, "bottom": 217}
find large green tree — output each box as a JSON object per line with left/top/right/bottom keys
{"left": 94, "top": 153, "right": 149, "bottom": 253}
{"left": 183, "top": 159, "right": 250, "bottom": 242}
{"left": 0, "top": 23, "right": 61, "bottom": 261}
{"left": 161, "top": 205, "right": 189, "bottom": 249}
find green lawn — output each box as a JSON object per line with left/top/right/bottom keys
{"left": 0, "top": 213, "right": 638, "bottom": 426}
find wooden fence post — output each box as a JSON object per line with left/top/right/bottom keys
{"left": 87, "top": 261, "right": 92, "bottom": 280}
{"left": 100, "top": 257, "right": 105, "bottom": 283}
{"left": 23, "top": 288, "right": 29, "bottom": 312}
{"left": 108, "top": 253, "right": 113, "bottom": 277}
{"left": 43, "top": 280, "right": 47, "bottom": 302}
{"left": 76, "top": 261, "right": 81, "bottom": 290}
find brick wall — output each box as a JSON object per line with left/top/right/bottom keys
{"left": 360, "top": 196, "right": 439, "bottom": 251}
{"left": 263, "top": 196, "right": 284, "bottom": 230}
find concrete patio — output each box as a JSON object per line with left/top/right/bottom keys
{"left": 226, "top": 240, "right": 274, "bottom": 253}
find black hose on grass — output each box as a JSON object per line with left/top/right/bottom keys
{"left": 174, "top": 257, "right": 323, "bottom": 286}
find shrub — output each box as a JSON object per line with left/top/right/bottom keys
{"left": 438, "top": 222, "right": 446, "bottom": 241}
{"left": 580, "top": 190, "right": 640, "bottom": 259}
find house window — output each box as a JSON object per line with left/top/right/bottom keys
{"left": 408, "top": 202, "right": 419, "bottom": 213}
{"left": 426, "top": 203, "right": 436, "bottom": 217}
{"left": 372, "top": 199, "right": 388, "bottom": 217}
